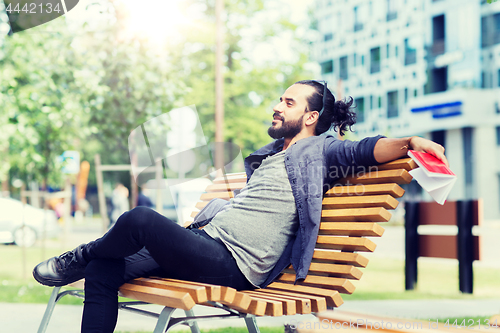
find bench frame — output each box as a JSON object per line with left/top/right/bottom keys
{"left": 36, "top": 158, "right": 417, "bottom": 333}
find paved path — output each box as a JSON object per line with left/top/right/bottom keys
{"left": 2, "top": 299, "right": 500, "bottom": 333}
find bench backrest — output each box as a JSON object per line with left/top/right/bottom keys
{"left": 186, "top": 157, "right": 417, "bottom": 307}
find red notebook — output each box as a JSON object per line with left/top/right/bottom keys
{"left": 407, "top": 150, "right": 457, "bottom": 205}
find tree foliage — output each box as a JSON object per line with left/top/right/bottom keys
{"left": 0, "top": 0, "right": 315, "bottom": 189}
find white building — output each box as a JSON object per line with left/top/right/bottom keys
{"left": 314, "top": 0, "right": 500, "bottom": 219}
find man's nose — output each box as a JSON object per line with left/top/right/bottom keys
{"left": 273, "top": 101, "right": 285, "bottom": 113}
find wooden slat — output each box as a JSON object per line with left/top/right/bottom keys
{"left": 159, "top": 279, "right": 222, "bottom": 302}
{"left": 322, "top": 195, "right": 399, "bottom": 210}
{"left": 377, "top": 157, "right": 418, "bottom": 171}
{"left": 339, "top": 169, "right": 412, "bottom": 185}
{"left": 219, "top": 290, "right": 253, "bottom": 313}
{"left": 319, "top": 222, "right": 384, "bottom": 237}
{"left": 325, "top": 183, "right": 405, "bottom": 198}
{"left": 276, "top": 274, "right": 356, "bottom": 294}
{"left": 321, "top": 207, "right": 392, "bottom": 222}
{"left": 243, "top": 291, "right": 295, "bottom": 316}
{"left": 213, "top": 173, "right": 247, "bottom": 184}
{"left": 292, "top": 262, "right": 363, "bottom": 280}
{"left": 251, "top": 288, "right": 323, "bottom": 313}
{"left": 266, "top": 282, "right": 343, "bottom": 307}
{"left": 200, "top": 192, "right": 233, "bottom": 201}
{"left": 312, "top": 250, "right": 369, "bottom": 267}
{"left": 243, "top": 297, "right": 267, "bottom": 316}
{"left": 205, "top": 182, "right": 246, "bottom": 192}
{"left": 128, "top": 278, "right": 207, "bottom": 303}
{"left": 119, "top": 284, "right": 195, "bottom": 310}
{"left": 316, "top": 236, "right": 377, "bottom": 252}
{"left": 316, "top": 310, "right": 465, "bottom": 333}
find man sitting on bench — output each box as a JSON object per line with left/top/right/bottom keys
{"left": 33, "top": 80, "right": 448, "bottom": 333}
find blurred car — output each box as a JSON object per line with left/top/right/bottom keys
{"left": 0, "top": 197, "right": 61, "bottom": 247}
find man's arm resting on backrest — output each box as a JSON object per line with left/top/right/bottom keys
{"left": 373, "top": 136, "right": 449, "bottom": 166}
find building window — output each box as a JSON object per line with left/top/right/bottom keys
{"left": 386, "top": 44, "right": 390, "bottom": 58}
{"left": 481, "top": 71, "right": 486, "bottom": 88}
{"left": 378, "top": 96, "right": 382, "bottom": 108}
{"left": 339, "top": 56, "right": 348, "bottom": 80}
{"left": 387, "top": 0, "right": 398, "bottom": 21}
{"left": 404, "top": 88, "right": 408, "bottom": 104}
{"left": 361, "top": 55, "right": 365, "bottom": 66}
{"left": 354, "top": 6, "right": 364, "bottom": 32}
{"left": 432, "top": 15, "right": 446, "bottom": 55}
{"left": 370, "top": 47, "right": 381, "bottom": 74}
{"left": 369, "top": 95, "right": 374, "bottom": 109}
{"left": 321, "top": 60, "right": 334, "bottom": 74}
{"left": 498, "top": 69, "right": 500, "bottom": 87}
{"left": 482, "top": 13, "right": 500, "bottom": 48}
{"left": 353, "top": 53, "right": 357, "bottom": 67}
{"left": 387, "top": 91, "right": 398, "bottom": 118}
{"left": 405, "top": 38, "right": 417, "bottom": 65}
{"left": 496, "top": 126, "right": 500, "bottom": 146}
{"left": 427, "top": 67, "right": 448, "bottom": 93}
{"left": 324, "top": 33, "right": 333, "bottom": 42}
{"left": 355, "top": 97, "right": 365, "bottom": 122}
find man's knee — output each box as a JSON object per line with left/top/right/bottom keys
{"left": 118, "top": 206, "right": 156, "bottom": 228}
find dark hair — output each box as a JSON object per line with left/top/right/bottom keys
{"left": 295, "top": 80, "right": 357, "bottom": 136}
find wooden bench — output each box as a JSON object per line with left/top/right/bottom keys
{"left": 37, "top": 157, "right": 416, "bottom": 333}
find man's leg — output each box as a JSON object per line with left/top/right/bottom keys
{"left": 85, "top": 206, "right": 254, "bottom": 290}
{"left": 81, "top": 248, "right": 164, "bottom": 333}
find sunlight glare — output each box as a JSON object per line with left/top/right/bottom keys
{"left": 120, "top": 0, "right": 190, "bottom": 45}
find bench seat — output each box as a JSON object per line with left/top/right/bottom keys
{"left": 37, "top": 157, "right": 417, "bottom": 333}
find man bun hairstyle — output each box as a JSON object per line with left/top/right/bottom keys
{"left": 295, "top": 80, "right": 357, "bottom": 136}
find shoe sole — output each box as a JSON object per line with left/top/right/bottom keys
{"left": 32, "top": 267, "right": 83, "bottom": 287}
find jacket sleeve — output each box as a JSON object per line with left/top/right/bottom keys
{"left": 325, "top": 135, "right": 385, "bottom": 168}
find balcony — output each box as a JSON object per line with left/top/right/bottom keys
{"left": 405, "top": 51, "right": 417, "bottom": 66}
{"left": 431, "top": 40, "right": 445, "bottom": 56}
{"left": 370, "top": 63, "right": 381, "bottom": 74}
{"left": 386, "top": 11, "right": 397, "bottom": 21}
{"left": 387, "top": 106, "right": 399, "bottom": 118}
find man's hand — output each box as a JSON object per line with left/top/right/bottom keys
{"left": 373, "top": 136, "right": 449, "bottom": 167}
{"left": 408, "top": 136, "right": 449, "bottom": 167}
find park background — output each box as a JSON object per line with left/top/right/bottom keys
{"left": 1, "top": 0, "right": 500, "bottom": 332}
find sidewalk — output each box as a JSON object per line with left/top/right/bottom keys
{"left": 3, "top": 299, "right": 500, "bottom": 333}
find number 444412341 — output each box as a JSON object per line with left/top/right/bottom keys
{"left": 443, "top": 319, "right": 498, "bottom": 329}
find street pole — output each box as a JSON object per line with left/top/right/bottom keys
{"left": 215, "top": 0, "right": 224, "bottom": 177}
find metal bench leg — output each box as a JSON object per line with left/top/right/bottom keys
{"left": 184, "top": 309, "right": 201, "bottom": 333}
{"left": 37, "top": 287, "right": 61, "bottom": 333}
{"left": 244, "top": 315, "right": 261, "bottom": 333}
{"left": 153, "top": 307, "right": 176, "bottom": 333}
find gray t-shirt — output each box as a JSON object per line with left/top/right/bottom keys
{"left": 203, "top": 150, "right": 299, "bottom": 287}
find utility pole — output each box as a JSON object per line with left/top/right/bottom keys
{"left": 215, "top": 0, "right": 225, "bottom": 176}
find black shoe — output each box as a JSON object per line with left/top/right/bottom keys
{"left": 33, "top": 244, "right": 88, "bottom": 287}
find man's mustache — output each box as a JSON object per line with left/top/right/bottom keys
{"left": 273, "top": 113, "right": 284, "bottom": 122}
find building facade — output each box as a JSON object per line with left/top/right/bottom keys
{"left": 314, "top": 0, "right": 500, "bottom": 219}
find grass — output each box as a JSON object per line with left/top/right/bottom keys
{"left": 342, "top": 256, "right": 500, "bottom": 301}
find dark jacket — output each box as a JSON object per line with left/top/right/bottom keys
{"left": 194, "top": 134, "right": 384, "bottom": 287}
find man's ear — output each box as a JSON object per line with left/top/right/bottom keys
{"left": 304, "top": 111, "right": 320, "bottom": 126}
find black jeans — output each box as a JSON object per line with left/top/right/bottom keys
{"left": 81, "top": 206, "right": 254, "bottom": 333}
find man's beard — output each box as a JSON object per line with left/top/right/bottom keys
{"left": 268, "top": 114, "right": 304, "bottom": 139}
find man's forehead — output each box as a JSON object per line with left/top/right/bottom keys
{"left": 282, "top": 84, "right": 315, "bottom": 103}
